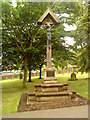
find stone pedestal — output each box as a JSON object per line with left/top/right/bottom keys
{"left": 27, "top": 81, "right": 76, "bottom": 104}
{"left": 44, "top": 68, "right": 56, "bottom": 77}
{"left": 27, "top": 66, "right": 77, "bottom": 104}
{"left": 43, "top": 68, "right": 57, "bottom": 84}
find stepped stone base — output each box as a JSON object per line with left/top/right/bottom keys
{"left": 18, "top": 67, "right": 88, "bottom": 112}
{"left": 27, "top": 67, "right": 76, "bottom": 105}
{"left": 18, "top": 92, "right": 88, "bottom": 112}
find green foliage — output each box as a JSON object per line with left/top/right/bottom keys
{"left": 73, "top": 2, "right": 89, "bottom": 72}
{"left": 2, "top": 2, "right": 48, "bottom": 84}
{"left": 2, "top": 1, "right": 89, "bottom": 80}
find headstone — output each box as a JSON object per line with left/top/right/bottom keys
{"left": 71, "top": 72, "right": 77, "bottom": 80}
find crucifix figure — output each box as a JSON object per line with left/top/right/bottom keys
{"left": 37, "top": 8, "right": 59, "bottom": 78}
{"left": 45, "top": 23, "right": 55, "bottom": 68}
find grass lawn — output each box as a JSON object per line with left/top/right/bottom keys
{"left": 2, "top": 77, "right": 42, "bottom": 114}
{"left": 57, "top": 72, "right": 88, "bottom": 99}
{"left": 2, "top": 72, "right": 88, "bottom": 114}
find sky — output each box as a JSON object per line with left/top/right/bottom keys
{"left": 64, "top": 36, "right": 75, "bottom": 46}
{"left": 64, "top": 23, "right": 77, "bottom": 31}
{"left": 11, "top": 0, "right": 17, "bottom": 7}
{"left": 64, "top": 24, "right": 77, "bottom": 46}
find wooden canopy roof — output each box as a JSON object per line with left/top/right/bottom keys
{"left": 37, "top": 8, "right": 60, "bottom": 25}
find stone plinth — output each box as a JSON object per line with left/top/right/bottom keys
{"left": 43, "top": 68, "right": 56, "bottom": 78}
{"left": 27, "top": 81, "right": 76, "bottom": 103}
{"left": 27, "top": 68, "right": 76, "bottom": 104}
{"left": 43, "top": 68, "right": 57, "bottom": 84}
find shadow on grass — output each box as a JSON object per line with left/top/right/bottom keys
{"left": 78, "top": 78, "right": 90, "bottom": 80}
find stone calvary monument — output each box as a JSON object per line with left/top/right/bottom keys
{"left": 27, "top": 8, "right": 76, "bottom": 103}
{"left": 37, "top": 7, "right": 59, "bottom": 83}
{"left": 18, "top": 8, "right": 87, "bottom": 112}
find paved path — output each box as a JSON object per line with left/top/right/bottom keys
{"left": 2, "top": 105, "right": 88, "bottom": 118}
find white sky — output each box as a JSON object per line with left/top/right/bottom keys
{"left": 64, "top": 23, "right": 77, "bottom": 31}
{"left": 11, "top": 0, "right": 17, "bottom": 7}
{"left": 60, "top": 13, "right": 70, "bottom": 18}
{"left": 64, "top": 36, "right": 75, "bottom": 46}
{"left": 64, "top": 24, "right": 77, "bottom": 46}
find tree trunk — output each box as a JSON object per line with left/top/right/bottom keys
{"left": 39, "top": 64, "right": 42, "bottom": 79}
{"left": 28, "top": 70, "right": 32, "bottom": 82}
{"left": 23, "top": 54, "right": 27, "bottom": 87}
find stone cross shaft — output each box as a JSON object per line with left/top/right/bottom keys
{"left": 47, "top": 27, "right": 52, "bottom": 68}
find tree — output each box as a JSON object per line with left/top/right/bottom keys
{"left": 51, "top": 2, "right": 89, "bottom": 72}
{"left": 2, "top": 2, "right": 43, "bottom": 86}
{"left": 27, "top": 29, "right": 46, "bottom": 81}
{"left": 50, "top": 2, "right": 80, "bottom": 69}
{"left": 2, "top": 2, "right": 49, "bottom": 86}
{"left": 71, "top": 2, "right": 89, "bottom": 73}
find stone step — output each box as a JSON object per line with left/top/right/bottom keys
{"left": 35, "top": 91, "right": 72, "bottom": 102}
{"left": 28, "top": 90, "right": 76, "bottom": 97}
{"left": 28, "top": 91, "right": 35, "bottom": 96}
{"left": 43, "top": 77, "right": 57, "bottom": 81}
{"left": 34, "top": 83, "right": 68, "bottom": 87}
{"left": 27, "top": 92, "right": 35, "bottom": 103}
{"left": 36, "top": 91, "right": 70, "bottom": 96}
{"left": 27, "top": 90, "right": 76, "bottom": 103}
{"left": 43, "top": 76, "right": 58, "bottom": 84}
{"left": 34, "top": 83, "right": 68, "bottom": 92}
{"left": 43, "top": 80, "right": 58, "bottom": 84}
{"left": 41, "top": 83, "right": 68, "bottom": 87}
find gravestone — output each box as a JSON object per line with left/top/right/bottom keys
{"left": 70, "top": 72, "right": 78, "bottom": 81}
{"left": 71, "top": 72, "right": 76, "bottom": 79}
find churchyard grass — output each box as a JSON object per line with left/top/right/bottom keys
{"left": 57, "top": 72, "right": 88, "bottom": 99}
{"left": 2, "top": 72, "right": 88, "bottom": 114}
{"left": 2, "top": 77, "right": 43, "bottom": 114}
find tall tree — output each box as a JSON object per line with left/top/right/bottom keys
{"left": 72, "top": 2, "right": 89, "bottom": 72}
{"left": 2, "top": 2, "right": 46, "bottom": 86}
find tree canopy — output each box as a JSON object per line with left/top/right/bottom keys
{"left": 1, "top": 1, "right": 89, "bottom": 86}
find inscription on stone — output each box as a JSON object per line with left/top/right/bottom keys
{"left": 47, "top": 71, "right": 55, "bottom": 77}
